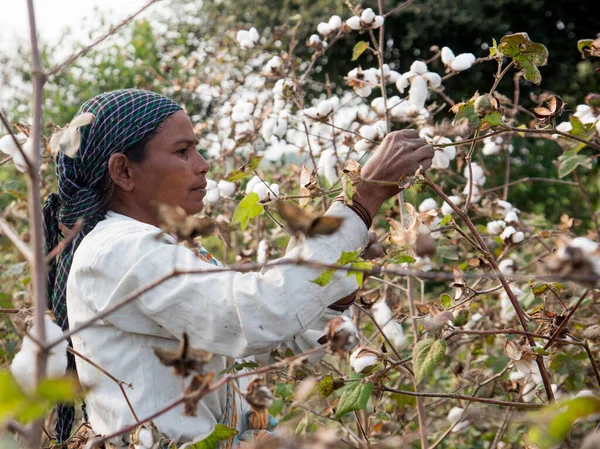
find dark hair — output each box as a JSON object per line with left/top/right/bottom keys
{"left": 97, "top": 119, "right": 168, "bottom": 208}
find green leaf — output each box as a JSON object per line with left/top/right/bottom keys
{"left": 352, "top": 41, "right": 370, "bottom": 61}
{"left": 453, "top": 309, "right": 470, "bottom": 327}
{"left": 312, "top": 251, "right": 362, "bottom": 287}
{"left": 390, "top": 254, "right": 416, "bottom": 264}
{"left": 190, "top": 424, "right": 239, "bottom": 449}
{"left": 412, "top": 339, "right": 447, "bottom": 384}
{"left": 225, "top": 155, "right": 263, "bottom": 182}
{"left": 342, "top": 174, "right": 354, "bottom": 205}
{"left": 440, "top": 293, "right": 453, "bottom": 309}
{"left": 268, "top": 399, "right": 284, "bottom": 417}
{"left": 335, "top": 379, "right": 373, "bottom": 418}
{"left": 347, "top": 261, "right": 373, "bottom": 287}
{"left": 498, "top": 33, "right": 548, "bottom": 84}
{"left": 311, "top": 268, "right": 335, "bottom": 287}
{"left": 528, "top": 396, "right": 600, "bottom": 449}
{"left": 275, "top": 382, "right": 296, "bottom": 400}
{"left": 452, "top": 100, "right": 480, "bottom": 128}
{"left": 489, "top": 38, "right": 501, "bottom": 59}
{"left": 557, "top": 151, "right": 592, "bottom": 178}
{"left": 232, "top": 192, "right": 264, "bottom": 230}
{"left": 440, "top": 214, "right": 453, "bottom": 226}
{"left": 483, "top": 111, "right": 503, "bottom": 127}
{"left": 0, "top": 371, "right": 26, "bottom": 424}
{"left": 36, "top": 377, "right": 81, "bottom": 403}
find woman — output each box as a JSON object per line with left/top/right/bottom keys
{"left": 44, "top": 89, "right": 433, "bottom": 446}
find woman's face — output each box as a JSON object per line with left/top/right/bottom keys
{"left": 129, "top": 110, "right": 211, "bottom": 215}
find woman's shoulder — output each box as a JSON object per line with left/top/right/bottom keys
{"left": 72, "top": 211, "right": 175, "bottom": 271}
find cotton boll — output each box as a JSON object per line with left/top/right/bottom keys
{"left": 317, "top": 22, "right": 332, "bottom": 36}
{"left": 346, "top": 16, "right": 362, "bottom": 30}
{"left": 252, "top": 182, "right": 269, "bottom": 201}
{"left": 441, "top": 47, "right": 455, "bottom": 65}
{"left": 308, "top": 34, "right": 321, "bottom": 46}
{"left": 386, "top": 69, "right": 400, "bottom": 83}
{"left": 482, "top": 137, "right": 503, "bottom": 155}
{"left": 328, "top": 15, "right": 342, "bottom": 30}
{"left": 361, "top": 8, "right": 376, "bottom": 24}
{"left": 511, "top": 231, "right": 525, "bottom": 244}
{"left": 431, "top": 150, "right": 450, "bottom": 169}
{"left": 410, "top": 61, "right": 428, "bottom": 75}
{"left": 356, "top": 86, "right": 372, "bottom": 97}
{"left": 248, "top": 27, "right": 260, "bottom": 43}
{"left": 245, "top": 175, "right": 262, "bottom": 194}
{"left": 371, "top": 15, "right": 384, "bottom": 29}
{"left": 422, "top": 71, "right": 442, "bottom": 88}
{"left": 268, "top": 183, "right": 279, "bottom": 200}
{"left": 495, "top": 199, "right": 513, "bottom": 213}
{"left": 441, "top": 196, "right": 462, "bottom": 216}
{"left": 504, "top": 210, "right": 519, "bottom": 223}
{"left": 317, "top": 149, "right": 338, "bottom": 187}
{"left": 395, "top": 74, "right": 410, "bottom": 93}
{"left": 350, "top": 348, "right": 378, "bottom": 374}
{"left": 498, "top": 259, "right": 515, "bottom": 276}
{"left": 462, "top": 184, "right": 481, "bottom": 203}
{"left": 522, "top": 380, "right": 539, "bottom": 403}
{"left": 372, "top": 299, "right": 407, "bottom": 348}
{"left": 236, "top": 30, "right": 249, "bottom": 44}
{"left": 408, "top": 75, "right": 428, "bottom": 109}
{"left": 371, "top": 97, "right": 386, "bottom": 115}
{"left": 359, "top": 125, "right": 378, "bottom": 141}
{"left": 486, "top": 220, "right": 506, "bottom": 235}
{"left": 217, "top": 180, "right": 236, "bottom": 197}
{"left": 303, "top": 107, "right": 319, "bottom": 119}
{"left": 500, "top": 226, "right": 517, "bottom": 241}
{"left": 0, "top": 133, "right": 30, "bottom": 172}
{"left": 204, "top": 179, "right": 220, "bottom": 204}
{"left": 318, "top": 99, "right": 333, "bottom": 117}
{"left": 447, "top": 407, "right": 470, "bottom": 432}
{"left": 418, "top": 198, "right": 438, "bottom": 213}
{"left": 464, "top": 162, "right": 486, "bottom": 186}
{"left": 12, "top": 315, "right": 68, "bottom": 393}
{"left": 555, "top": 121, "right": 573, "bottom": 134}
{"left": 450, "top": 53, "right": 476, "bottom": 71}
{"left": 354, "top": 139, "right": 372, "bottom": 153}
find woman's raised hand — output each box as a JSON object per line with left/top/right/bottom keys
{"left": 353, "top": 129, "right": 434, "bottom": 218}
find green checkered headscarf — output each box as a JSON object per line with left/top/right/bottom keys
{"left": 42, "top": 89, "right": 182, "bottom": 442}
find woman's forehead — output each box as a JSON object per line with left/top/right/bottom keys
{"left": 155, "top": 110, "right": 197, "bottom": 145}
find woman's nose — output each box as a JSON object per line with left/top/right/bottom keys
{"left": 194, "top": 151, "right": 210, "bottom": 174}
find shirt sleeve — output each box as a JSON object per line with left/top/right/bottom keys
{"left": 80, "top": 202, "right": 368, "bottom": 359}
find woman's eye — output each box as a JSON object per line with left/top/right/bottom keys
{"left": 176, "top": 148, "right": 187, "bottom": 155}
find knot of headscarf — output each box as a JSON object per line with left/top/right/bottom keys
{"left": 42, "top": 89, "right": 182, "bottom": 442}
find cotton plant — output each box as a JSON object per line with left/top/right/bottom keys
{"left": 231, "top": 100, "right": 256, "bottom": 123}
{"left": 11, "top": 315, "right": 68, "bottom": 393}
{"left": 419, "top": 127, "right": 457, "bottom": 169}
{"left": 262, "top": 56, "right": 283, "bottom": 75}
{"left": 500, "top": 225, "right": 525, "bottom": 244}
{"left": 345, "top": 66, "right": 379, "bottom": 98}
{"left": 441, "top": 195, "right": 462, "bottom": 216}
{"left": 236, "top": 27, "right": 260, "bottom": 48}
{"left": 396, "top": 61, "right": 442, "bottom": 110}
{"left": 555, "top": 104, "right": 600, "bottom": 135}
{"left": 346, "top": 8, "right": 384, "bottom": 31}
{"left": 440, "top": 46, "right": 477, "bottom": 72}
{"left": 307, "top": 34, "right": 328, "bottom": 50}
{"left": 261, "top": 109, "right": 291, "bottom": 141}
{"left": 350, "top": 347, "right": 379, "bottom": 374}
{"left": 272, "top": 79, "right": 296, "bottom": 113}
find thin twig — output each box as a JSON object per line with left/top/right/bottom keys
{"left": 383, "top": 0, "right": 417, "bottom": 17}
{"left": 0, "top": 217, "right": 33, "bottom": 262}
{"left": 543, "top": 289, "right": 591, "bottom": 349}
{"left": 381, "top": 386, "right": 542, "bottom": 408}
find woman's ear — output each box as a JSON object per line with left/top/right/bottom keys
{"left": 108, "top": 153, "right": 135, "bottom": 192}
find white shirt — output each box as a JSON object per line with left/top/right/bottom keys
{"left": 67, "top": 202, "right": 368, "bottom": 444}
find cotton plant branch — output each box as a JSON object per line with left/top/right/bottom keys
{"left": 423, "top": 173, "right": 556, "bottom": 403}
{"left": 0, "top": 109, "right": 33, "bottom": 173}
{"left": 45, "top": 0, "right": 162, "bottom": 77}
{"left": 25, "top": 1, "right": 49, "bottom": 448}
